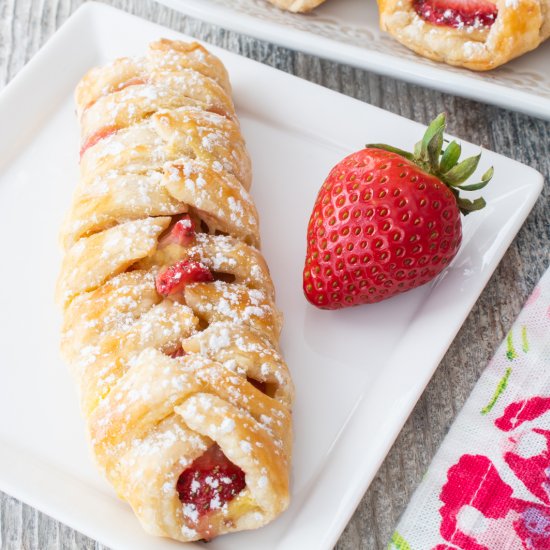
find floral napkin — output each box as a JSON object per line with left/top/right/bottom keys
{"left": 389, "top": 266, "right": 550, "bottom": 550}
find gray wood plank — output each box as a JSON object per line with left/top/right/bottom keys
{"left": 0, "top": 0, "right": 548, "bottom": 549}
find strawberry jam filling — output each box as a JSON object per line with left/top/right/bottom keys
{"left": 413, "top": 0, "right": 497, "bottom": 28}
{"left": 155, "top": 260, "right": 213, "bottom": 297}
{"left": 158, "top": 215, "right": 196, "bottom": 248}
{"left": 177, "top": 444, "right": 246, "bottom": 519}
{"left": 169, "top": 347, "right": 187, "bottom": 358}
{"left": 79, "top": 78, "right": 150, "bottom": 157}
{"left": 79, "top": 125, "right": 119, "bottom": 158}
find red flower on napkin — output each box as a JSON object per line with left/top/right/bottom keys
{"left": 436, "top": 396, "right": 550, "bottom": 549}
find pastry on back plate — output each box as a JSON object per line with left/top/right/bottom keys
{"left": 56, "top": 39, "right": 294, "bottom": 542}
{"left": 267, "top": 0, "right": 327, "bottom": 12}
{"left": 377, "top": 0, "right": 550, "bottom": 70}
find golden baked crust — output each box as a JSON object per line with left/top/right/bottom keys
{"left": 57, "top": 39, "right": 293, "bottom": 542}
{"left": 377, "top": 0, "right": 550, "bottom": 70}
{"left": 267, "top": 0, "right": 327, "bottom": 12}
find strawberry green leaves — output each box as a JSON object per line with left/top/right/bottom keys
{"left": 444, "top": 153, "right": 481, "bottom": 186}
{"left": 367, "top": 113, "right": 493, "bottom": 216}
{"left": 362, "top": 143, "right": 415, "bottom": 162}
{"left": 440, "top": 141, "right": 461, "bottom": 173}
{"left": 457, "top": 196, "right": 486, "bottom": 214}
{"left": 457, "top": 166, "right": 494, "bottom": 191}
{"left": 421, "top": 112, "right": 446, "bottom": 168}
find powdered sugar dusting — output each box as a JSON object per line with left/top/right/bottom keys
{"left": 60, "top": 38, "right": 293, "bottom": 542}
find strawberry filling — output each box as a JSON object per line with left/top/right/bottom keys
{"left": 169, "top": 347, "right": 187, "bottom": 358}
{"left": 155, "top": 260, "right": 213, "bottom": 297}
{"left": 79, "top": 78, "right": 150, "bottom": 157}
{"left": 177, "top": 444, "right": 246, "bottom": 518}
{"left": 413, "top": 0, "right": 497, "bottom": 28}
{"left": 79, "top": 125, "right": 119, "bottom": 158}
{"left": 158, "top": 215, "right": 196, "bottom": 248}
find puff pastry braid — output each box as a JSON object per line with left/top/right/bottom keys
{"left": 56, "top": 39, "right": 294, "bottom": 542}
{"left": 377, "top": 0, "right": 550, "bottom": 70}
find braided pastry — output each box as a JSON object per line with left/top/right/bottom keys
{"left": 377, "top": 0, "right": 550, "bottom": 70}
{"left": 56, "top": 39, "right": 294, "bottom": 542}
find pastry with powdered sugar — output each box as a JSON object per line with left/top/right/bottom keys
{"left": 377, "top": 0, "right": 550, "bottom": 70}
{"left": 56, "top": 39, "right": 294, "bottom": 542}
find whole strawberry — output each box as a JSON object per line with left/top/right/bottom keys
{"left": 303, "top": 113, "right": 493, "bottom": 309}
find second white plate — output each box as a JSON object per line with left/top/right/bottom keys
{"left": 156, "top": 0, "right": 550, "bottom": 121}
{"left": 0, "top": 3, "right": 543, "bottom": 550}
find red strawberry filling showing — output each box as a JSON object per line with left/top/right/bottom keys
{"left": 155, "top": 260, "right": 213, "bottom": 297}
{"left": 413, "top": 0, "right": 497, "bottom": 28}
{"left": 80, "top": 79, "right": 151, "bottom": 157}
{"left": 169, "top": 347, "right": 187, "bottom": 358}
{"left": 177, "top": 444, "right": 246, "bottom": 520}
{"left": 79, "top": 125, "right": 119, "bottom": 158}
{"left": 158, "top": 215, "right": 196, "bottom": 248}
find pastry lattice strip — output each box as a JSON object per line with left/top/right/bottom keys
{"left": 57, "top": 40, "right": 293, "bottom": 542}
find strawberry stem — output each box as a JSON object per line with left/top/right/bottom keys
{"left": 366, "top": 113, "right": 493, "bottom": 216}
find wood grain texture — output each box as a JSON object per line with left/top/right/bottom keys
{"left": 0, "top": 0, "right": 548, "bottom": 548}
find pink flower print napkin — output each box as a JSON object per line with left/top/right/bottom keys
{"left": 389, "top": 266, "right": 550, "bottom": 550}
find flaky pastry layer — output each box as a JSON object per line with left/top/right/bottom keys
{"left": 57, "top": 39, "right": 293, "bottom": 542}
{"left": 377, "top": 0, "right": 550, "bottom": 70}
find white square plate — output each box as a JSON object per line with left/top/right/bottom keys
{"left": 156, "top": 0, "right": 550, "bottom": 121}
{"left": 0, "top": 3, "right": 542, "bottom": 549}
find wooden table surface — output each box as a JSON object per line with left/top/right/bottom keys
{"left": 0, "top": 0, "right": 548, "bottom": 548}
